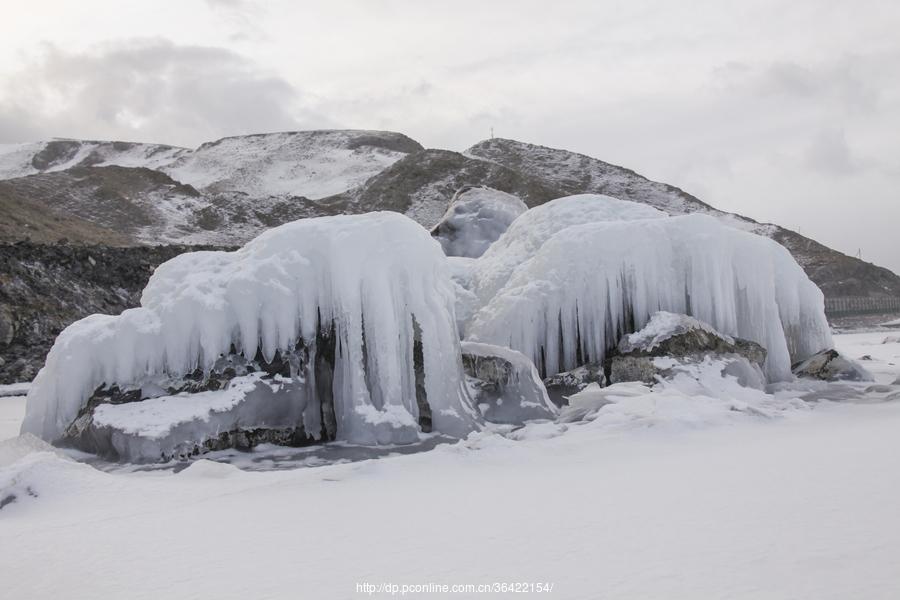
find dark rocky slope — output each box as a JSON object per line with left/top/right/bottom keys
{"left": 0, "top": 242, "right": 231, "bottom": 383}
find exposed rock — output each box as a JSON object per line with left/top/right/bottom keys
{"left": 326, "top": 148, "right": 562, "bottom": 228}
{"left": 609, "top": 356, "right": 661, "bottom": 386}
{"left": 75, "top": 374, "right": 319, "bottom": 462}
{"left": 542, "top": 364, "right": 606, "bottom": 406}
{"left": 792, "top": 349, "right": 874, "bottom": 382}
{"left": 460, "top": 341, "right": 557, "bottom": 424}
{"left": 0, "top": 304, "right": 14, "bottom": 346}
{"left": 0, "top": 241, "right": 233, "bottom": 384}
{"left": 63, "top": 333, "right": 343, "bottom": 462}
{"left": 616, "top": 312, "right": 766, "bottom": 366}
{"left": 608, "top": 312, "right": 767, "bottom": 386}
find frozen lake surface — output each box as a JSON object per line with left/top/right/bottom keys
{"left": 1, "top": 330, "right": 900, "bottom": 599}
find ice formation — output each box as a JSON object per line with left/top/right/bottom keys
{"left": 431, "top": 186, "right": 528, "bottom": 258}
{"left": 22, "top": 212, "right": 478, "bottom": 445}
{"left": 465, "top": 200, "right": 832, "bottom": 381}
{"left": 460, "top": 341, "right": 558, "bottom": 424}
{"left": 470, "top": 194, "right": 665, "bottom": 305}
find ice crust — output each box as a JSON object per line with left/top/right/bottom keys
{"left": 460, "top": 341, "right": 558, "bottom": 424}
{"left": 465, "top": 196, "right": 832, "bottom": 381}
{"left": 22, "top": 212, "right": 477, "bottom": 444}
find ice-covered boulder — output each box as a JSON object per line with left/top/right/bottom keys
{"left": 609, "top": 312, "right": 767, "bottom": 388}
{"left": 22, "top": 212, "right": 479, "bottom": 453}
{"left": 792, "top": 349, "right": 874, "bottom": 382}
{"left": 542, "top": 364, "right": 606, "bottom": 406}
{"left": 77, "top": 373, "right": 326, "bottom": 462}
{"left": 465, "top": 198, "right": 832, "bottom": 381}
{"left": 431, "top": 186, "right": 528, "bottom": 258}
{"left": 460, "top": 342, "right": 557, "bottom": 424}
{"left": 616, "top": 312, "right": 767, "bottom": 365}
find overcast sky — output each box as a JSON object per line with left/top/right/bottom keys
{"left": 1, "top": 0, "right": 898, "bottom": 274}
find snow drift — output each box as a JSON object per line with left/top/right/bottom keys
{"left": 464, "top": 196, "right": 832, "bottom": 381}
{"left": 22, "top": 212, "right": 478, "bottom": 445}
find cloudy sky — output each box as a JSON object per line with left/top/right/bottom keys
{"left": 1, "top": 0, "right": 898, "bottom": 273}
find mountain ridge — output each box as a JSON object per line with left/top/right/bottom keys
{"left": 1, "top": 129, "right": 897, "bottom": 298}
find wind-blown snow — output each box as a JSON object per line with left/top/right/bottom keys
{"left": 431, "top": 186, "right": 528, "bottom": 258}
{"left": 466, "top": 199, "right": 831, "bottom": 381}
{"left": 21, "top": 212, "right": 477, "bottom": 444}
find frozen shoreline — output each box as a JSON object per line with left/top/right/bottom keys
{"left": 1, "top": 330, "right": 899, "bottom": 599}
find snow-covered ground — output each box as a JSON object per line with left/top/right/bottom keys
{"left": 2, "top": 331, "right": 900, "bottom": 599}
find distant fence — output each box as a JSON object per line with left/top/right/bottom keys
{"left": 825, "top": 296, "right": 900, "bottom": 316}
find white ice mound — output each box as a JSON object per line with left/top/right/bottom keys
{"left": 22, "top": 212, "right": 478, "bottom": 444}
{"left": 470, "top": 194, "right": 665, "bottom": 305}
{"left": 466, "top": 208, "right": 831, "bottom": 381}
{"left": 431, "top": 186, "right": 528, "bottom": 258}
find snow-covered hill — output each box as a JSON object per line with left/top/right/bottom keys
{"left": 162, "top": 130, "right": 422, "bottom": 199}
{"left": 0, "top": 139, "right": 187, "bottom": 180}
{"left": 1, "top": 130, "right": 898, "bottom": 300}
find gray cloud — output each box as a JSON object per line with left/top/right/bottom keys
{"left": 0, "top": 39, "right": 328, "bottom": 147}
{"left": 805, "top": 129, "right": 856, "bottom": 175}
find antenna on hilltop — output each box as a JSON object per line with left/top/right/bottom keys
{"left": 490, "top": 127, "right": 494, "bottom": 139}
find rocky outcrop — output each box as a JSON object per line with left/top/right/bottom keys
{"left": 60, "top": 326, "right": 344, "bottom": 462}
{"left": 607, "top": 312, "right": 767, "bottom": 386}
{"left": 0, "top": 242, "right": 232, "bottom": 384}
{"left": 326, "top": 149, "right": 562, "bottom": 228}
{"left": 792, "top": 349, "right": 874, "bottom": 382}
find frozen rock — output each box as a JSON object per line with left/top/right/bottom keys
{"left": 80, "top": 373, "right": 323, "bottom": 462}
{"left": 22, "top": 212, "right": 479, "bottom": 450}
{"left": 616, "top": 312, "right": 763, "bottom": 365}
{"left": 792, "top": 349, "right": 874, "bottom": 382}
{"left": 542, "top": 364, "right": 606, "bottom": 406}
{"left": 460, "top": 341, "right": 558, "bottom": 424}
{"left": 609, "top": 312, "right": 767, "bottom": 388}
{"left": 466, "top": 198, "right": 831, "bottom": 381}
{"left": 431, "top": 186, "right": 528, "bottom": 258}
{"left": 881, "top": 318, "right": 900, "bottom": 329}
